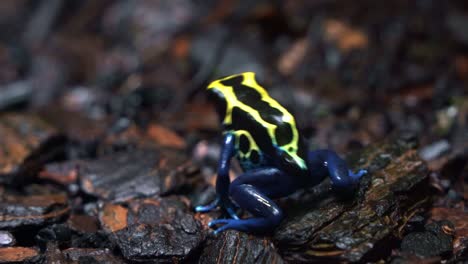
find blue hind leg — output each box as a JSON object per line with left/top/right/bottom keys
{"left": 308, "top": 149, "right": 367, "bottom": 191}
{"left": 208, "top": 167, "right": 298, "bottom": 234}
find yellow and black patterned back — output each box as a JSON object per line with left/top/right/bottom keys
{"left": 207, "top": 72, "right": 308, "bottom": 174}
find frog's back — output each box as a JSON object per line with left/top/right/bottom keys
{"left": 207, "top": 72, "right": 308, "bottom": 173}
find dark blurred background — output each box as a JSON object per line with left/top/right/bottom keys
{"left": 0, "top": 0, "right": 466, "bottom": 204}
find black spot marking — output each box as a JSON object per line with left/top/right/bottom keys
{"left": 231, "top": 107, "right": 274, "bottom": 154}
{"left": 221, "top": 75, "right": 286, "bottom": 125}
{"left": 220, "top": 75, "right": 263, "bottom": 105}
{"left": 275, "top": 123, "right": 294, "bottom": 146}
{"left": 250, "top": 150, "right": 260, "bottom": 164}
{"left": 234, "top": 84, "right": 285, "bottom": 125}
{"left": 220, "top": 75, "right": 245, "bottom": 88}
{"left": 232, "top": 83, "right": 263, "bottom": 103}
{"left": 257, "top": 104, "right": 285, "bottom": 125}
{"left": 238, "top": 134, "right": 250, "bottom": 153}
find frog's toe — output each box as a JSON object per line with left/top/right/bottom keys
{"left": 221, "top": 201, "right": 240, "bottom": 219}
{"left": 213, "top": 224, "right": 233, "bottom": 235}
{"left": 208, "top": 219, "right": 230, "bottom": 228}
{"left": 195, "top": 205, "right": 215, "bottom": 213}
{"left": 209, "top": 219, "right": 239, "bottom": 235}
{"left": 349, "top": 169, "right": 367, "bottom": 180}
{"left": 356, "top": 169, "right": 368, "bottom": 178}
{"left": 195, "top": 197, "right": 220, "bottom": 213}
{"left": 225, "top": 206, "right": 240, "bottom": 220}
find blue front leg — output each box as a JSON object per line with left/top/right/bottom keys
{"left": 308, "top": 149, "right": 367, "bottom": 191}
{"left": 195, "top": 132, "right": 239, "bottom": 219}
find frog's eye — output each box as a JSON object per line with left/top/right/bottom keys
{"left": 207, "top": 89, "right": 227, "bottom": 118}
{"left": 207, "top": 88, "right": 224, "bottom": 102}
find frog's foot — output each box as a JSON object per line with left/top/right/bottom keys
{"left": 195, "top": 197, "right": 240, "bottom": 220}
{"left": 209, "top": 219, "right": 245, "bottom": 235}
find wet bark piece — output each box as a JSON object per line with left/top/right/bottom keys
{"left": 79, "top": 149, "right": 197, "bottom": 202}
{"left": 39, "top": 161, "right": 79, "bottom": 185}
{"left": 199, "top": 230, "right": 285, "bottom": 264}
{"left": 431, "top": 207, "right": 468, "bottom": 258}
{"left": 35, "top": 217, "right": 110, "bottom": 250}
{"left": 146, "top": 124, "right": 186, "bottom": 149}
{"left": 99, "top": 204, "right": 128, "bottom": 233}
{"left": 99, "top": 196, "right": 205, "bottom": 263}
{"left": 0, "top": 192, "right": 69, "bottom": 229}
{"left": 0, "top": 247, "right": 40, "bottom": 263}
{"left": 63, "top": 248, "right": 125, "bottom": 263}
{"left": 0, "top": 113, "right": 66, "bottom": 185}
{"left": 400, "top": 220, "right": 453, "bottom": 257}
{"left": 66, "top": 214, "right": 99, "bottom": 234}
{"left": 99, "top": 123, "right": 187, "bottom": 154}
{"left": 275, "top": 133, "right": 429, "bottom": 263}
{"left": 39, "top": 106, "right": 108, "bottom": 144}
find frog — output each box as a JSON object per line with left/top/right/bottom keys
{"left": 195, "top": 72, "right": 367, "bottom": 234}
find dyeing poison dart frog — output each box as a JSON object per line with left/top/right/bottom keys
{"left": 195, "top": 72, "right": 367, "bottom": 234}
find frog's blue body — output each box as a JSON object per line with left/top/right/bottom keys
{"left": 195, "top": 72, "right": 367, "bottom": 234}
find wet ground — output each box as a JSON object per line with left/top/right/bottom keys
{"left": 0, "top": 1, "right": 466, "bottom": 263}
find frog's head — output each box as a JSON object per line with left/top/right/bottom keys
{"left": 206, "top": 73, "right": 247, "bottom": 123}
{"left": 206, "top": 72, "right": 269, "bottom": 124}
